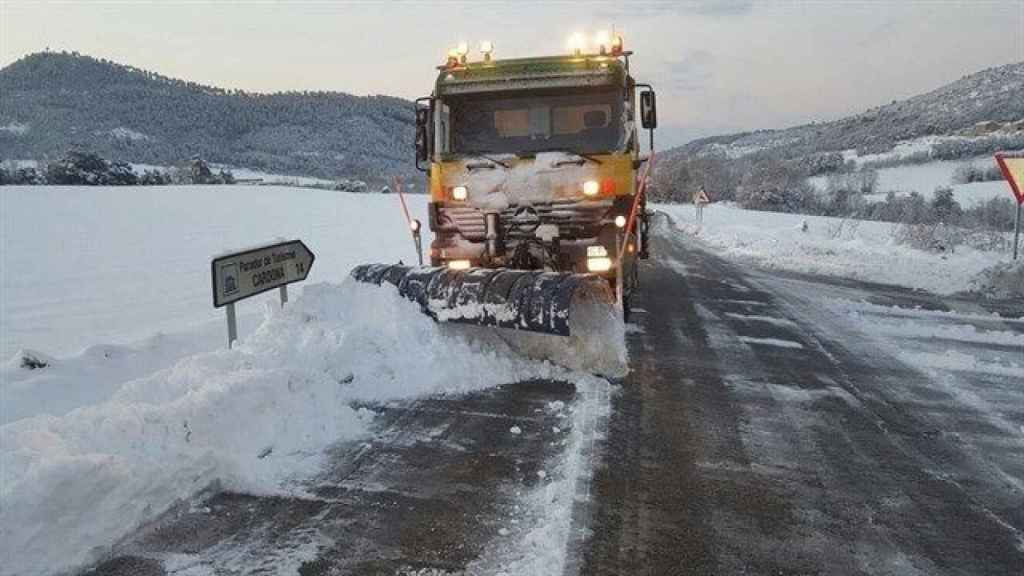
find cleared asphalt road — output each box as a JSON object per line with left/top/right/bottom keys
{"left": 84, "top": 218, "right": 1024, "bottom": 575}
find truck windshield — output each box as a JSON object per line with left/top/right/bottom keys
{"left": 446, "top": 88, "right": 624, "bottom": 156}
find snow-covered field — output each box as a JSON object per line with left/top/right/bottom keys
{"left": 657, "top": 203, "right": 1013, "bottom": 295}
{"left": 1, "top": 185, "right": 428, "bottom": 361}
{"left": 0, "top": 184, "right": 618, "bottom": 576}
{"left": 808, "top": 154, "right": 1017, "bottom": 207}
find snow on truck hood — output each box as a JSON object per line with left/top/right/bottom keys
{"left": 454, "top": 151, "right": 608, "bottom": 210}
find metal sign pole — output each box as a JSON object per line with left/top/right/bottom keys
{"left": 615, "top": 230, "right": 624, "bottom": 312}
{"left": 279, "top": 285, "right": 289, "bottom": 306}
{"left": 226, "top": 303, "right": 237, "bottom": 348}
{"left": 1014, "top": 202, "right": 1021, "bottom": 261}
{"left": 413, "top": 228, "right": 423, "bottom": 266}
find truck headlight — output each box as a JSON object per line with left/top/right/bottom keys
{"left": 452, "top": 185, "right": 468, "bottom": 201}
{"left": 582, "top": 180, "right": 599, "bottom": 196}
{"left": 587, "top": 245, "right": 608, "bottom": 258}
{"left": 586, "top": 257, "right": 612, "bottom": 272}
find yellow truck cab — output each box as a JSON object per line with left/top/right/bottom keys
{"left": 414, "top": 36, "right": 657, "bottom": 310}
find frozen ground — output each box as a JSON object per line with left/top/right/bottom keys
{"left": 657, "top": 202, "right": 1012, "bottom": 295}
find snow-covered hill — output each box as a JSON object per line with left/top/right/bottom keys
{"left": 673, "top": 61, "right": 1024, "bottom": 162}
{"left": 0, "top": 52, "right": 416, "bottom": 184}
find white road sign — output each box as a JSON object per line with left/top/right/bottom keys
{"left": 212, "top": 240, "right": 315, "bottom": 308}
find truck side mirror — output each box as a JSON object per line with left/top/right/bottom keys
{"left": 415, "top": 103, "right": 431, "bottom": 169}
{"left": 640, "top": 91, "right": 657, "bottom": 130}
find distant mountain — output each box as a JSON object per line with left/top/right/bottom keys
{"left": 0, "top": 52, "right": 416, "bottom": 184}
{"left": 668, "top": 61, "right": 1024, "bottom": 165}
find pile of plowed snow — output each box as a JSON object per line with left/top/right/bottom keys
{"left": 0, "top": 280, "right": 617, "bottom": 576}
{"left": 658, "top": 203, "right": 1010, "bottom": 295}
{"left": 969, "top": 260, "right": 1024, "bottom": 298}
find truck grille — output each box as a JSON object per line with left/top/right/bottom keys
{"left": 437, "top": 200, "right": 613, "bottom": 241}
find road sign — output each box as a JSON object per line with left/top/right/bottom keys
{"left": 212, "top": 240, "right": 315, "bottom": 307}
{"left": 995, "top": 152, "right": 1024, "bottom": 204}
{"left": 212, "top": 239, "right": 315, "bottom": 347}
{"left": 210, "top": 237, "right": 311, "bottom": 307}
{"left": 995, "top": 152, "right": 1024, "bottom": 260}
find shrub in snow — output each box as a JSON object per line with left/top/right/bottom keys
{"left": 737, "top": 185, "right": 818, "bottom": 214}
{"left": 45, "top": 151, "right": 139, "bottom": 185}
{"left": 892, "top": 222, "right": 964, "bottom": 253}
{"left": 952, "top": 161, "right": 1004, "bottom": 184}
{"left": 12, "top": 349, "right": 55, "bottom": 370}
{"left": 931, "top": 187, "right": 963, "bottom": 224}
{"left": 969, "top": 260, "right": 1024, "bottom": 298}
{"left": 964, "top": 196, "right": 1017, "bottom": 232}
{"left": 334, "top": 178, "right": 368, "bottom": 193}
{"left": 0, "top": 164, "right": 43, "bottom": 185}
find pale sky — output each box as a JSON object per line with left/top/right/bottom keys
{"left": 2, "top": 0, "right": 1022, "bottom": 147}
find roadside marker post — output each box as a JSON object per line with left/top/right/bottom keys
{"left": 693, "top": 188, "right": 711, "bottom": 223}
{"left": 995, "top": 152, "right": 1024, "bottom": 260}
{"left": 394, "top": 176, "right": 423, "bottom": 265}
{"left": 211, "top": 239, "right": 315, "bottom": 348}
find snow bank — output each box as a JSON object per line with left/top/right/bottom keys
{"left": 1, "top": 314, "right": 264, "bottom": 425}
{"left": 657, "top": 203, "right": 1009, "bottom": 294}
{"left": 467, "top": 376, "right": 613, "bottom": 575}
{"left": 969, "top": 260, "right": 1024, "bottom": 299}
{"left": 0, "top": 280, "right": 571, "bottom": 576}
{"left": 450, "top": 280, "right": 628, "bottom": 378}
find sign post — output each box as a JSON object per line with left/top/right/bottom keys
{"left": 212, "top": 239, "right": 315, "bottom": 347}
{"left": 1014, "top": 203, "right": 1022, "bottom": 261}
{"left": 995, "top": 152, "right": 1024, "bottom": 260}
{"left": 693, "top": 187, "right": 711, "bottom": 223}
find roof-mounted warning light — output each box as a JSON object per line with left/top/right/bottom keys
{"left": 568, "top": 31, "right": 625, "bottom": 57}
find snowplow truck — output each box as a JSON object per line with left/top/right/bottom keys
{"left": 353, "top": 37, "right": 657, "bottom": 336}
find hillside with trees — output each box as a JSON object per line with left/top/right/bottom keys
{"left": 0, "top": 51, "right": 416, "bottom": 184}
{"left": 653, "top": 61, "right": 1024, "bottom": 205}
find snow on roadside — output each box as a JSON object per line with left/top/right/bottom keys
{"left": 1, "top": 313, "right": 264, "bottom": 425}
{"left": 657, "top": 203, "right": 1009, "bottom": 295}
{"left": 0, "top": 280, "right": 576, "bottom": 576}
{"left": 468, "top": 376, "right": 612, "bottom": 575}
{"left": 969, "top": 260, "right": 1024, "bottom": 299}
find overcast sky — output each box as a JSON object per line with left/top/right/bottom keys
{"left": 2, "top": 0, "right": 1022, "bottom": 147}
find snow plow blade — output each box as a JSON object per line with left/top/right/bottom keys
{"left": 350, "top": 264, "right": 615, "bottom": 337}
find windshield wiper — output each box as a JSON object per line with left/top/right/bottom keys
{"left": 541, "top": 149, "right": 603, "bottom": 166}
{"left": 462, "top": 152, "right": 510, "bottom": 169}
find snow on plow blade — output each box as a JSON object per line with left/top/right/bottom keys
{"left": 350, "top": 264, "right": 615, "bottom": 337}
